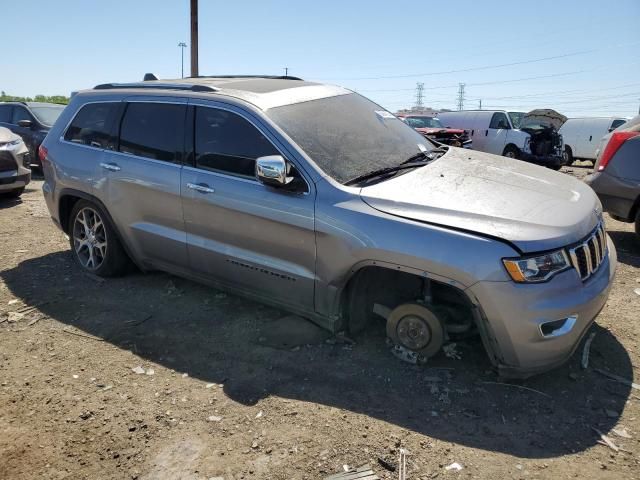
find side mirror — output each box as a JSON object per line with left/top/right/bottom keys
{"left": 18, "top": 119, "right": 32, "bottom": 128}
{"left": 256, "top": 155, "right": 292, "bottom": 187}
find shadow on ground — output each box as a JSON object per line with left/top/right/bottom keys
{"left": 609, "top": 230, "right": 640, "bottom": 268}
{"left": 1, "top": 251, "right": 633, "bottom": 459}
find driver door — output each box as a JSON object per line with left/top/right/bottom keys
{"left": 486, "top": 112, "right": 510, "bottom": 155}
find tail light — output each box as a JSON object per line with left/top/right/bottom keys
{"left": 38, "top": 145, "right": 48, "bottom": 166}
{"left": 597, "top": 131, "right": 639, "bottom": 171}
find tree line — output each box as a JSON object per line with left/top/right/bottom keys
{"left": 1, "top": 91, "right": 69, "bottom": 105}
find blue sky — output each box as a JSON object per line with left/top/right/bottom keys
{"left": 2, "top": 0, "right": 639, "bottom": 117}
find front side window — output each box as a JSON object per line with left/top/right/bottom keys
{"left": 119, "top": 103, "right": 186, "bottom": 163}
{"left": 194, "top": 107, "right": 279, "bottom": 178}
{"left": 490, "top": 112, "right": 510, "bottom": 129}
{"left": 0, "top": 106, "right": 12, "bottom": 123}
{"left": 64, "top": 102, "right": 119, "bottom": 149}
{"left": 30, "top": 105, "right": 65, "bottom": 127}
{"left": 12, "top": 107, "right": 32, "bottom": 125}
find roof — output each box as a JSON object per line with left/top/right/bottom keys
{"left": 89, "top": 76, "right": 353, "bottom": 111}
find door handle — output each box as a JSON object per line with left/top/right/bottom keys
{"left": 187, "top": 182, "right": 215, "bottom": 194}
{"left": 100, "top": 162, "right": 121, "bottom": 172}
{"left": 589, "top": 135, "right": 592, "bottom": 141}
{"left": 485, "top": 130, "right": 488, "bottom": 136}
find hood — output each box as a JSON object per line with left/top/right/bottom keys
{"left": 360, "top": 148, "right": 600, "bottom": 253}
{"left": 0, "top": 126, "right": 22, "bottom": 144}
{"left": 523, "top": 109, "right": 567, "bottom": 130}
{"left": 415, "top": 127, "right": 465, "bottom": 135}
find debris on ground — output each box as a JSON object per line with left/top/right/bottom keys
{"left": 581, "top": 332, "right": 596, "bottom": 369}
{"left": 594, "top": 368, "right": 640, "bottom": 391}
{"left": 634, "top": 288, "right": 640, "bottom": 296}
{"left": 445, "top": 462, "right": 464, "bottom": 471}
{"left": 377, "top": 456, "right": 396, "bottom": 472}
{"left": 132, "top": 366, "right": 146, "bottom": 375}
{"left": 7, "top": 311, "right": 24, "bottom": 323}
{"left": 207, "top": 415, "right": 223, "bottom": 422}
{"left": 612, "top": 427, "right": 632, "bottom": 439}
{"left": 7, "top": 299, "right": 19, "bottom": 305}
{"left": 398, "top": 449, "right": 407, "bottom": 480}
{"left": 325, "top": 464, "right": 379, "bottom": 480}
{"left": 443, "top": 343, "right": 462, "bottom": 360}
{"left": 390, "top": 344, "right": 424, "bottom": 365}
{"left": 145, "top": 368, "right": 155, "bottom": 376}
{"left": 592, "top": 427, "right": 620, "bottom": 452}
{"left": 481, "top": 381, "right": 552, "bottom": 398}
{"left": 255, "top": 411, "right": 263, "bottom": 419}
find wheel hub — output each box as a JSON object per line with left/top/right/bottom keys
{"left": 386, "top": 303, "right": 444, "bottom": 358}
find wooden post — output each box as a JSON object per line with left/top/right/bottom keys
{"left": 190, "top": 0, "right": 199, "bottom": 77}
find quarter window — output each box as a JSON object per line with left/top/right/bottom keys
{"left": 194, "top": 107, "right": 279, "bottom": 178}
{"left": 119, "top": 103, "right": 186, "bottom": 163}
{"left": 489, "top": 112, "right": 510, "bottom": 129}
{"left": 64, "top": 103, "right": 119, "bottom": 149}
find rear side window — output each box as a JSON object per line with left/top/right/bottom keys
{"left": 489, "top": 112, "right": 510, "bottom": 129}
{"left": 64, "top": 103, "right": 119, "bottom": 149}
{"left": 119, "top": 103, "right": 186, "bottom": 163}
{"left": 0, "top": 106, "right": 11, "bottom": 123}
{"left": 611, "top": 119, "right": 627, "bottom": 130}
{"left": 194, "top": 107, "right": 279, "bottom": 177}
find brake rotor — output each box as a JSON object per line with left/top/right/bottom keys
{"left": 386, "top": 303, "right": 444, "bottom": 358}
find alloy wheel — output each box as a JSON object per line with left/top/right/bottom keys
{"left": 72, "top": 207, "right": 107, "bottom": 271}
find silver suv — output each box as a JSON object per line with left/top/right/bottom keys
{"left": 41, "top": 76, "right": 616, "bottom": 377}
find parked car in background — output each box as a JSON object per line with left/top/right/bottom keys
{"left": 0, "top": 101, "right": 66, "bottom": 169}
{"left": 41, "top": 76, "right": 615, "bottom": 377}
{"left": 586, "top": 115, "right": 640, "bottom": 236}
{"left": 559, "top": 116, "right": 628, "bottom": 165}
{"left": 397, "top": 114, "right": 471, "bottom": 147}
{"left": 0, "top": 126, "right": 31, "bottom": 198}
{"left": 437, "top": 109, "right": 565, "bottom": 169}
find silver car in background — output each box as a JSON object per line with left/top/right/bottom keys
{"left": 40, "top": 76, "right": 616, "bottom": 377}
{"left": 0, "top": 126, "right": 31, "bottom": 198}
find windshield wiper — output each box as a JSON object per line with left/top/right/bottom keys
{"left": 344, "top": 162, "right": 427, "bottom": 186}
{"left": 401, "top": 146, "right": 448, "bottom": 164}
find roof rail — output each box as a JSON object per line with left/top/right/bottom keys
{"left": 93, "top": 82, "right": 219, "bottom": 93}
{"left": 186, "top": 75, "right": 304, "bottom": 81}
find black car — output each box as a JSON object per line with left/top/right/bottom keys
{"left": 0, "top": 102, "right": 66, "bottom": 168}
{"left": 586, "top": 115, "right": 640, "bottom": 237}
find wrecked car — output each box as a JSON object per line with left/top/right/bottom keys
{"left": 397, "top": 114, "right": 471, "bottom": 148}
{"left": 42, "top": 76, "right": 616, "bottom": 378}
{"left": 437, "top": 109, "right": 565, "bottom": 169}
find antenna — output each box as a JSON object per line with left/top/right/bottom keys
{"left": 415, "top": 82, "right": 424, "bottom": 110}
{"left": 457, "top": 83, "right": 466, "bottom": 111}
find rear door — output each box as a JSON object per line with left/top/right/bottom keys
{"left": 181, "top": 101, "right": 316, "bottom": 310}
{"left": 96, "top": 98, "right": 189, "bottom": 270}
{"left": 485, "top": 112, "right": 510, "bottom": 155}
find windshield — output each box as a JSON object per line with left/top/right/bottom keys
{"left": 267, "top": 93, "right": 431, "bottom": 184}
{"left": 404, "top": 116, "right": 445, "bottom": 129}
{"left": 29, "top": 105, "right": 65, "bottom": 126}
{"left": 508, "top": 111, "right": 525, "bottom": 129}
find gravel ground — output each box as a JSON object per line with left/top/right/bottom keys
{"left": 1, "top": 166, "right": 639, "bottom": 480}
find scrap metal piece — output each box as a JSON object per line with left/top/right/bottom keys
{"left": 324, "top": 464, "right": 379, "bottom": 480}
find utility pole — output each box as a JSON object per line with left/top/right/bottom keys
{"left": 415, "top": 82, "right": 424, "bottom": 110}
{"left": 190, "top": 0, "right": 199, "bottom": 77}
{"left": 178, "top": 42, "right": 187, "bottom": 78}
{"left": 284, "top": 67, "right": 289, "bottom": 76}
{"left": 479, "top": 99, "right": 482, "bottom": 110}
{"left": 456, "top": 83, "right": 466, "bottom": 111}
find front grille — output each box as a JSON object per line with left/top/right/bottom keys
{"left": 568, "top": 223, "right": 607, "bottom": 281}
{"left": 0, "top": 152, "right": 17, "bottom": 173}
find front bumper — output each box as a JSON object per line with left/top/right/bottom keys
{"left": 0, "top": 169, "right": 31, "bottom": 192}
{"left": 467, "top": 236, "right": 617, "bottom": 378}
{"left": 519, "top": 152, "right": 564, "bottom": 168}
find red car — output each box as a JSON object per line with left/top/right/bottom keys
{"left": 398, "top": 114, "right": 471, "bottom": 148}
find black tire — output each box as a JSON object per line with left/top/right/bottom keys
{"left": 0, "top": 187, "right": 25, "bottom": 198}
{"left": 502, "top": 145, "right": 520, "bottom": 159}
{"left": 563, "top": 146, "right": 574, "bottom": 165}
{"left": 549, "top": 164, "right": 563, "bottom": 171}
{"left": 68, "top": 199, "right": 129, "bottom": 277}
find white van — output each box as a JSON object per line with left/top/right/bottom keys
{"left": 437, "top": 110, "right": 564, "bottom": 168}
{"left": 559, "top": 117, "right": 628, "bottom": 164}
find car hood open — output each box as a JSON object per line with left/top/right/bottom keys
{"left": 522, "top": 109, "right": 567, "bottom": 130}
{"left": 360, "top": 148, "right": 601, "bottom": 253}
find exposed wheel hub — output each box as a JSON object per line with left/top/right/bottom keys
{"left": 386, "top": 303, "right": 444, "bottom": 358}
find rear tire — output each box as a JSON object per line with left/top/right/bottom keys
{"left": 68, "top": 200, "right": 129, "bottom": 277}
{"left": 502, "top": 145, "right": 520, "bottom": 159}
{"left": 563, "top": 146, "right": 573, "bottom": 165}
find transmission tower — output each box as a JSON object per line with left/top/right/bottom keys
{"left": 415, "top": 82, "right": 425, "bottom": 109}
{"left": 456, "top": 83, "right": 466, "bottom": 111}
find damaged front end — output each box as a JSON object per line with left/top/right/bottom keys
{"left": 520, "top": 109, "right": 567, "bottom": 169}
{"left": 417, "top": 128, "right": 472, "bottom": 149}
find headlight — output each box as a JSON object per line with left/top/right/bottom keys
{"left": 503, "top": 249, "right": 570, "bottom": 283}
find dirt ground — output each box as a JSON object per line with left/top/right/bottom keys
{"left": 1, "top": 165, "right": 639, "bottom": 480}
